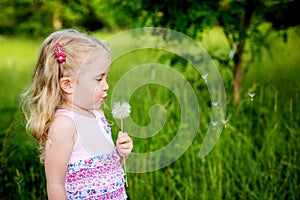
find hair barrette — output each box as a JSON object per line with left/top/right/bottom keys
{"left": 55, "top": 42, "right": 66, "bottom": 63}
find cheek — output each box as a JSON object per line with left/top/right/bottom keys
{"left": 94, "top": 83, "right": 103, "bottom": 96}
{"left": 73, "top": 83, "right": 97, "bottom": 106}
{"left": 76, "top": 83, "right": 93, "bottom": 96}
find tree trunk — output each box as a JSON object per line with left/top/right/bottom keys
{"left": 233, "top": 42, "right": 244, "bottom": 105}
{"left": 52, "top": 13, "right": 62, "bottom": 30}
{"left": 232, "top": 0, "right": 256, "bottom": 105}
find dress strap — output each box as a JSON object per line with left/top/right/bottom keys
{"left": 90, "top": 109, "right": 103, "bottom": 119}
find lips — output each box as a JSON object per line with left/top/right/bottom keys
{"left": 101, "top": 95, "right": 107, "bottom": 101}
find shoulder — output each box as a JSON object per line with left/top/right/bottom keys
{"left": 48, "top": 114, "right": 76, "bottom": 141}
{"left": 44, "top": 115, "right": 76, "bottom": 191}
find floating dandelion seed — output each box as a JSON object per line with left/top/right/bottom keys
{"left": 201, "top": 73, "right": 208, "bottom": 83}
{"left": 229, "top": 48, "right": 236, "bottom": 59}
{"left": 112, "top": 102, "right": 131, "bottom": 187}
{"left": 212, "top": 121, "right": 217, "bottom": 130}
{"left": 212, "top": 101, "right": 219, "bottom": 108}
{"left": 249, "top": 93, "right": 255, "bottom": 101}
{"left": 222, "top": 119, "right": 228, "bottom": 128}
{"left": 249, "top": 93, "right": 255, "bottom": 98}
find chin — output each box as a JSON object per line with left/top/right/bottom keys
{"left": 93, "top": 103, "right": 102, "bottom": 110}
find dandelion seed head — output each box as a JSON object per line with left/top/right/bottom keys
{"left": 112, "top": 102, "right": 131, "bottom": 119}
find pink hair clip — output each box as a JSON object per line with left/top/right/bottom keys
{"left": 55, "top": 42, "right": 66, "bottom": 63}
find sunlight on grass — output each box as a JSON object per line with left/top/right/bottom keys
{"left": 245, "top": 27, "right": 300, "bottom": 95}
{"left": 0, "top": 36, "right": 41, "bottom": 108}
{"left": 0, "top": 36, "right": 40, "bottom": 68}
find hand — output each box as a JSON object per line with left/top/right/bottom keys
{"left": 116, "top": 131, "right": 133, "bottom": 158}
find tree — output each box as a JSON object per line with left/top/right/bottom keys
{"left": 108, "top": 0, "right": 300, "bottom": 104}
{"left": 0, "top": 0, "right": 114, "bottom": 37}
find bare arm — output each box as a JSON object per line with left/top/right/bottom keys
{"left": 44, "top": 115, "right": 75, "bottom": 200}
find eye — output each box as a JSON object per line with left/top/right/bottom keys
{"left": 96, "top": 73, "right": 107, "bottom": 82}
{"left": 96, "top": 75, "right": 104, "bottom": 82}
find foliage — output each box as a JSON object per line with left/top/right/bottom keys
{"left": 108, "top": 0, "right": 300, "bottom": 104}
{"left": 0, "top": 0, "right": 120, "bottom": 37}
{"left": 0, "top": 0, "right": 52, "bottom": 37}
{"left": 1, "top": 0, "right": 299, "bottom": 103}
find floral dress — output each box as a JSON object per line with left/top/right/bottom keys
{"left": 56, "top": 109, "right": 127, "bottom": 199}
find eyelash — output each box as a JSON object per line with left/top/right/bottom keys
{"left": 97, "top": 74, "right": 107, "bottom": 82}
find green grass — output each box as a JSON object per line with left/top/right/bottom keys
{"left": 0, "top": 29, "right": 299, "bottom": 199}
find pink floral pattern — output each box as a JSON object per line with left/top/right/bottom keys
{"left": 101, "top": 117, "right": 111, "bottom": 135}
{"left": 66, "top": 149, "right": 127, "bottom": 199}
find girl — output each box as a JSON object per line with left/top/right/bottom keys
{"left": 22, "top": 29, "right": 133, "bottom": 199}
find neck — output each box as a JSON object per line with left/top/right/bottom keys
{"left": 60, "top": 103, "right": 95, "bottom": 118}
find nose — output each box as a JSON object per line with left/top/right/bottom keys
{"left": 103, "top": 80, "right": 109, "bottom": 91}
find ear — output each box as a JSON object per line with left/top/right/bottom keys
{"left": 59, "top": 77, "right": 74, "bottom": 94}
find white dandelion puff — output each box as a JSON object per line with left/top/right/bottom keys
{"left": 112, "top": 102, "right": 131, "bottom": 131}
{"left": 112, "top": 102, "right": 131, "bottom": 119}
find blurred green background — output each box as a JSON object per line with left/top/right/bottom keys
{"left": 0, "top": 0, "right": 299, "bottom": 199}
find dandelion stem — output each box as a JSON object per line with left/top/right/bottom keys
{"left": 120, "top": 118, "right": 128, "bottom": 187}
{"left": 121, "top": 119, "right": 123, "bottom": 131}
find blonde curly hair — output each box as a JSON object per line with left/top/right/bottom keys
{"left": 21, "top": 29, "right": 110, "bottom": 162}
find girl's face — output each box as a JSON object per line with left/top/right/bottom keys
{"left": 72, "top": 47, "right": 111, "bottom": 110}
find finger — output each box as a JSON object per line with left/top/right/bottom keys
{"left": 118, "top": 142, "right": 133, "bottom": 150}
{"left": 118, "top": 134, "right": 132, "bottom": 144}
{"left": 117, "top": 138, "right": 132, "bottom": 147}
{"left": 119, "top": 149, "right": 132, "bottom": 158}
{"left": 118, "top": 131, "right": 128, "bottom": 138}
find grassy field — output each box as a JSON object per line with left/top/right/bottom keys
{"left": 0, "top": 28, "right": 299, "bottom": 199}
